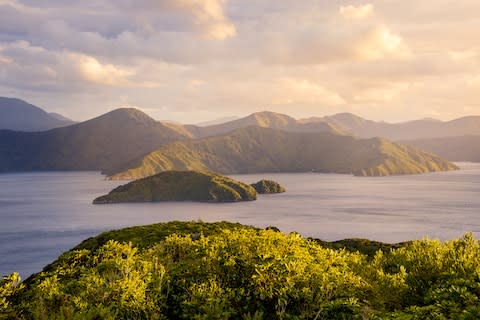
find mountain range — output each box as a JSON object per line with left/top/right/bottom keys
{"left": 299, "top": 113, "right": 480, "bottom": 140}
{"left": 106, "top": 126, "right": 457, "bottom": 180}
{"left": 0, "top": 97, "right": 75, "bottom": 131}
{"left": 1, "top": 97, "right": 476, "bottom": 176}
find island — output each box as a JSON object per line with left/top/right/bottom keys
{"left": 251, "top": 179, "right": 286, "bottom": 194}
{"left": 93, "top": 171, "right": 257, "bottom": 204}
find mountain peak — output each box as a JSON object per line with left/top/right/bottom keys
{"left": 248, "top": 111, "right": 296, "bottom": 127}
{"left": 93, "top": 108, "right": 157, "bottom": 125}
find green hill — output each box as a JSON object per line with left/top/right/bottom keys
{"left": 93, "top": 171, "right": 257, "bottom": 203}
{"left": 107, "top": 126, "right": 458, "bottom": 180}
{"left": 2, "top": 221, "right": 480, "bottom": 319}
{"left": 0, "top": 108, "right": 191, "bottom": 172}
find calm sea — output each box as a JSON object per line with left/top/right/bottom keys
{"left": 1, "top": 163, "right": 480, "bottom": 278}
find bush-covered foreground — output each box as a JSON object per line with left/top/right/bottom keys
{"left": 2, "top": 221, "right": 480, "bottom": 319}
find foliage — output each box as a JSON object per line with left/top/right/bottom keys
{"left": 93, "top": 171, "right": 257, "bottom": 204}
{"left": 0, "top": 272, "right": 24, "bottom": 316}
{"left": 2, "top": 222, "right": 480, "bottom": 319}
{"left": 250, "top": 180, "right": 286, "bottom": 194}
{"left": 314, "top": 238, "right": 409, "bottom": 258}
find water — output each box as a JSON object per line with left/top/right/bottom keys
{"left": 1, "top": 163, "right": 480, "bottom": 278}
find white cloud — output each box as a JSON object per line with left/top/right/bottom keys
{"left": 339, "top": 4, "right": 374, "bottom": 20}
{"left": 354, "top": 26, "right": 410, "bottom": 60}
{"left": 70, "top": 53, "right": 133, "bottom": 86}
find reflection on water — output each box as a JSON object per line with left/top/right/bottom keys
{"left": 1, "top": 162, "right": 479, "bottom": 277}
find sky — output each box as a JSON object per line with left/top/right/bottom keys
{"left": 0, "top": 0, "right": 480, "bottom": 124}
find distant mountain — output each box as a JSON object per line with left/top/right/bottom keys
{"left": 106, "top": 126, "right": 457, "bottom": 180}
{"left": 184, "top": 111, "right": 345, "bottom": 138}
{"left": 48, "top": 112, "right": 74, "bottom": 122}
{"left": 0, "top": 97, "right": 75, "bottom": 131}
{"left": 402, "top": 135, "right": 480, "bottom": 162}
{"left": 0, "top": 108, "right": 191, "bottom": 172}
{"left": 300, "top": 113, "right": 480, "bottom": 140}
{"left": 195, "top": 116, "right": 241, "bottom": 127}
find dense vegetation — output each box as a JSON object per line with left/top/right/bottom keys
{"left": 2, "top": 221, "right": 480, "bottom": 319}
{"left": 107, "top": 126, "right": 457, "bottom": 180}
{"left": 93, "top": 171, "right": 257, "bottom": 204}
{"left": 250, "top": 180, "right": 286, "bottom": 194}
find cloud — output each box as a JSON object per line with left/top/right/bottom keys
{"left": 0, "top": 41, "right": 138, "bottom": 89}
{"left": 354, "top": 26, "right": 410, "bottom": 60}
{"left": 1, "top": 0, "right": 480, "bottom": 122}
{"left": 112, "top": 0, "right": 236, "bottom": 40}
{"left": 339, "top": 4, "right": 374, "bottom": 20}
{"left": 274, "top": 78, "right": 345, "bottom": 106}
{"left": 70, "top": 53, "right": 133, "bottom": 86}
{"left": 169, "top": 0, "right": 236, "bottom": 40}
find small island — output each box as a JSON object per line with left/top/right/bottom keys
{"left": 251, "top": 179, "right": 286, "bottom": 194}
{"left": 93, "top": 171, "right": 256, "bottom": 204}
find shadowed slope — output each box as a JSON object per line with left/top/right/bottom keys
{"left": 0, "top": 108, "right": 191, "bottom": 172}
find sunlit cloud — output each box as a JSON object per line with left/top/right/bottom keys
{"left": 0, "top": 0, "right": 480, "bottom": 122}
{"left": 339, "top": 4, "right": 374, "bottom": 20}
{"left": 71, "top": 54, "right": 133, "bottom": 86}
{"left": 166, "top": 0, "right": 236, "bottom": 40}
{"left": 354, "top": 26, "right": 410, "bottom": 60}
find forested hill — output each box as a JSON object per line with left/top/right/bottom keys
{"left": 107, "top": 126, "right": 457, "bottom": 179}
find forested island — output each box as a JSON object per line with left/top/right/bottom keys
{"left": 93, "top": 171, "right": 257, "bottom": 204}
{"left": 1, "top": 221, "right": 479, "bottom": 319}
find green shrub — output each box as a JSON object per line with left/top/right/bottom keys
{"left": 3, "top": 223, "right": 480, "bottom": 320}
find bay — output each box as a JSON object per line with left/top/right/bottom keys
{"left": 1, "top": 162, "right": 479, "bottom": 278}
